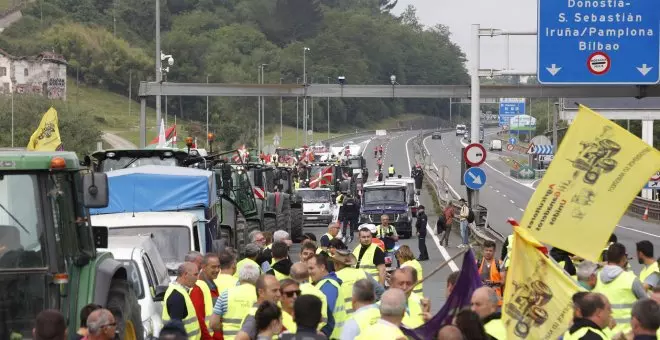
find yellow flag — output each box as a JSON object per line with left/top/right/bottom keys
{"left": 519, "top": 104, "right": 660, "bottom": 262}
{"left": 502, "top": 228, "right": 585, "bottom": 339}
{"left": 27, "top": 107, "right": 63, "bottom": 151}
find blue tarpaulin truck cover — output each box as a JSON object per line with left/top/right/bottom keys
{"left": 90, "top": 165, "right": 217, "bottom": 215}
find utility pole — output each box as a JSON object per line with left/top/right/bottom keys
{"left": 155, "top": 0, "right": 162, "bottom": 125}
{"left": 553, "top": 101, "right": 559, "bottom": 152}
{"left": 470, "top": 24, "right": 481, "bottom": 209}
{"left": 257, "top": 66, "right": 261, "bottom": 152}
{"left": 11, "top": 89, "right": 14, "bottom": 148}
{"left": 280, "top": 77, "right": 283, "bottom": 140}
{"left": 327, "top": 76, "right": 330, "bottom": 140}
{"left": 128, "top": 70, "right": 132, "bottom": 116}
{"left": 206, "top": 74, "right": 210, "bottom": 149}
{"left": 296, "top": 78, "right": 300, "bottom": 146}
{"left": 261, "top": 64, "right": 267, "bottom": 152}
{"left": 303, "top": 47, "right": 310, "bottom": 145}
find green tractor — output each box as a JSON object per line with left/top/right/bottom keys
{"left": 0, "top": 151, "right": 143, "bottom": 339}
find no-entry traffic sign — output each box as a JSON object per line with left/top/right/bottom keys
{"left": 463, "top": 143, "right": 487, "bottom": 167}
{"left": 587, "top": 52, "right": 611, "bottom": 75}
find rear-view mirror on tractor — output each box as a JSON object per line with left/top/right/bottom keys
{"left": 83, "top": 172, "right": 109, "bottom": 208}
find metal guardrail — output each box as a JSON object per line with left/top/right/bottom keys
{"left": 628, "top": 196, "right": 660, "bottom": 221}
{"left": 409, "top": 130, "right": 504, "bottom": 246}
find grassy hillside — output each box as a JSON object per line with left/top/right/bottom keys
{"left": 0, "top": 0, "right": 14, "bottom": 11}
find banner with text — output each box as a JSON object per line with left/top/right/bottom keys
{"left": 519, "top": 104, "right": 660, "bottom": 262}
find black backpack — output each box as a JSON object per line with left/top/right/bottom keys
{"left": 467, "top": 209, "right": 475, "bottom": 223}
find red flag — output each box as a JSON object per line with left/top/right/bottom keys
{"left": 310, "top": 166, "right": 333, "bottom": 189}
{"left": 148, "top": 124, "right": 176, "bottom": 145}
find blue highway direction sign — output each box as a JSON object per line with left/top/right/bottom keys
{"left": 509, "top": 137, "right": 517, "bottom": 145}
{"left": 464, "top": 167, "right": 487, "bottom": 191}
{"left": 499, "top": 98, "right": 526, "bottom": 127}
{"left": 538, "top": 0, "right": 660, "bottom": 84}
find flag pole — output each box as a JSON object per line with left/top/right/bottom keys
{"left": 406, "top": 248, "right": 468, "bottom": 294}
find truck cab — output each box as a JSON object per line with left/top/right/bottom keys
{"left": 383, "top": 176, "right": 419, "bottom": 216}
{"left": 91, "top": 148, "right": 190, "bottom": 172}
{"left": 297, "top": 188, "right": 335, "bottom": 227}
{"left": 360, "top": 182, "right": 413, "bottom": 238}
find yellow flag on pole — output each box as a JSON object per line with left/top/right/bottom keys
{"left": 502, "top": 228, "right": 586, "bottom": 339}
{"left": 27, "top": 107, "right": 63, "bottom": 151}
{"left": 519, "top": 104, "right": 660, "bottom": 262}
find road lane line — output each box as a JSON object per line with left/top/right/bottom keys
{"left": 509, "top": 200, "right": 515, "bottom": 204}
{"left": 519, "top": 208, "right": 525, "bottom": 212}
{"left": 617, "top": 225, "right": 660, "bottom": 238}
{"left": 502, "top": 194, "right": 507, "bottom": 198}
{"left": 407, "top": 134, "right": 459, "bottom": 271}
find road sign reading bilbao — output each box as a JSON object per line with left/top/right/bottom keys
{"left": 537, "top": 0, "right": 660, "bottom": 84}
{"left": 499, "top": 98, "right": 526, "bottom": 126}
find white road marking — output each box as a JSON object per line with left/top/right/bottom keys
{"left": 407, "top": 134, "right": 459, "bottom": 271}
{"left": 509, "top": 200, "right": 515, "bottom": 204}
{"left": 502, "top": 194, "right": 507, "bottom": 198}
{"left": 617, "top": 225, "right": 660, "bottom": 238}
{"left": 519, "top": 208, "right": 525, "bottom": 212}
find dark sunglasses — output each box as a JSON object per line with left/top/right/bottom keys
{"left": 282, "top": 290, "right": 301, "bottom": 298}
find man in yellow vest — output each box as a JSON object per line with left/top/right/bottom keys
{"left": 215, "top": 250, "right": 238, "bottom": 296}
{"left": 162, "top": 262, "right": 201, "bottom": 339}
{"left": 266, "top": 241, "right": 293, "bottom": 281}
{"left": 356, "top": 288, "right": 408, "bottom": 340}
{"left": 593, "top": 242, "right": 647, "bottom": 336}
{"left": 576, "top": 260, "right": 599, "bottom": 291}
{"left": 279, "top": 279, "right": 301, "bottom": 333}
{"left": 470, "top": 286, "right": 505, "bottom": 340}
{"left": 234, "top": 243, "right": 262, "bottom": 278}
{"left": 630, "top": 298, "right": 660, "bottom": 338}
{"left": 354, "top": 227, "right": 386, "bottom": 285}
{"left": 319, "top": 223, "right": 339, "bottom": 252}
{"left": 209, "top": 263, "right": 260, "bottom": 340}
{"left": 636, "top": 240, "right": 659, "bottom": 291}
{"left": 387, "top": 164, "right": 395, "bottom": 178}
{"left": 235, "top": 274, "right": 283, "bottom": 340}
{"left": 308, "top": 254, "right": 342, "bottom": 338}
{"left": 389, "top": 268, "right": 430, "bottom": 329}
{"left": 562, "top": 292, "right": 612, "bottom": 340}
{"left": 190, "top": 253, "right": 221, "bottom": 340}
{"left": 340, "top": 278, "right": 380, "bottom": 339}
{"left": 290, "top": 262, "right": 328, "bottom": 331}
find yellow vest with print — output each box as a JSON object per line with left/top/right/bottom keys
{"left": 194, "top": 280, "right": 215, "bottom": 336}
{"left": 222, "top": 284, "right": 257, "bottom": 340}
{"left": 355, "top": 320, "right": 406, "bottom": 340}
{"left": 162, "top": 283, "right": 201, "bottom": 340}
{"left": 484, "top": 318, "right": 506, "bottom": 340}
{"left": 335, "top": 267, "right": 368, "bottom": 315}
{"left": 353, "top": 243, "right": 379, "bottom": 278}
{"left": 214, "top": 273, "right": 238, "bottom": 295}
{"left": 401, "top": 259, "right": 423, "bottom": 295}
{"left": 562, "top": 326, "right": 609, "bottom": 340}
{"left": 592, "top": 269, "right": 637, "bottom": 335}
{"left": 300, "top": 282, "right": 328, "bottom": 330}
{"left": 352, "top": 304, "right": 381, "bottom": 336}
{"left": 234, "top": 258, "right": 261, "bottom": 278}
{"left": 640, "top": 261, "right": 659, "bottom": 285}
{"left": 315, "top": 277, "right": 346, "bottom": 339}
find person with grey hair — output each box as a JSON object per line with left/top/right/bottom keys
{"left": 186, "top": 251, "right": 204, "bottom": 273}
{"left": 576, "top": 260, "right": 599, "bottom": 290}
{"left": 209, "top": 263, "right": 260, "bottom": 334}
{"left": 436, "top": 324, "right": 465, "bottom": 340}
{"left": 235, "top": 243, "right": 262, "bottom": 279}
{"left": 163, "top": 262, "right": 200, "bottom": 338}
{"left": 470, "top": 286, "right": 505, "bottom": 340}
{"left": 85, "top": 309, "right": 116, "bottom": 340}
{"left": 354, "top": 288, "right": 408, "bottom": 339}
{"left": 259, "top": 230, "right": 292, "bottom": 272}
{"left": 631, "top": 298, "right": 660, "bottom": 338}
{"left": 340, "top": 278, "right": 379, "bottom": 339}
{"left": 249, "top": 230, "right": 266, "bottom": 247}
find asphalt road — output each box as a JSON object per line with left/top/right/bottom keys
{"left": 424, "top": 129, "right": 660, "bottom": 274}
{"left": 299, "top": 129, "right": 466, "bottom": 312}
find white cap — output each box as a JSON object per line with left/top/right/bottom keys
{"left": 361, "top": 223, "right": 377, "bottom": 234}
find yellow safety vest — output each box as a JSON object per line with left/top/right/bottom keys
{"left": 300, "top": 282, "right": 328, "bottom": 330}
{"left": 640, "top": 261, "right": 659, "bottom": 284}
{"left": 402, "top": 293, "right": 424, "bottom": 328}
{"left": 316, "top": 277, "right": 346, "bottom": 339}
{"left": 351, "top": 304, "right": 381, "bottom": 337}
{"left": 223, "top": 284, "right": 257, "bottom": 340}
{"left": 234, "top": 258, "right": 261, "bottom": 278}
{"left": 356, "top": 320, "right": 406, "bottom": 340}
{"left": 282, "top": 309, "right": 297, "bottom": 333}
{"left": 592, "top": 270, "right": 637, "bottom": 335}
{"left": 336, "top": 267, "right": 368, "bottom": 315}
{"left": 401, "top": 259, "right": 423, "bottom": 295}
{"left": 353, "top": 243, "right": 379, "bottom": 278}
{"left": 162, "top": 284, "right": 201, "bottom": 340}
{"left": 194, "top": 280, "right": 214, "bottom": 336}
{"left": 484, "top": 318, "right": 506, "bottom": 340}
{"left": 562, "top": 326, "right": 609, "bottom": 340}
{"left": 294, "top": 181, "right": 300, "bottom": 189}
{"left": 269, "top": 259, "right": 291, "bottom": 281}
{"left": 336, "top": 194, "right": 344, "bottom": 205}
{"left": 388, "top": 166, "right": 395, "bottom": 175}
{"left": 214, "top": 273, "right": 238, "bottom": 295}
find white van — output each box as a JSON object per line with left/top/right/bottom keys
{"left": 100, "top": 235, "right": 171, "bottom": 339}
{"left": 489, "top": 139, "right": 503, "bottom": 151}
{"left": 456, "top": 124, "right": 467, "bottom": 136}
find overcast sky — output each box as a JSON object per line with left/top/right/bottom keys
{"left": 393, "top": 0, "right": 538, "bottom": 74}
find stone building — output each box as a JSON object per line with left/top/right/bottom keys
{"left": 0, "top": 49, "right": 67, "bottom": 100}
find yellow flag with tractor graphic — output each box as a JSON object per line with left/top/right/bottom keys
{"left": 519, "top": 104, "right": 660, "bottom": 262}
{"left": 27, "top": 107, "right": 63, "bottom": 151}
{"left": 502, "top": 228, "right": 585, "bottom": 339}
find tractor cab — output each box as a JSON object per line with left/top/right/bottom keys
{"left": 91, "top": 148, "right": 190, "bottom": 172}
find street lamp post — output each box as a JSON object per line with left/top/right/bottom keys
{"left": 261, "top": 64, "right": 267, "bottom": 152}
{"left": 280, "top": 77, "right": 283, "bottom": 140}
{"left": 206, "top": 74, "right": 210, "bottom": 149}
{"left": 296, "top": 78, "right": 300, "bottom": 146}
{"left": 303, "top": 47, "right": 310, "bottom": 145}
{"left": 327, "top": 76, "right": 330, "bottom": 140}
{"left": 155, "top": 0, "right": 161, "bottom": 125}
{"left": 257, "top": 66, "right": 261, "bottom": 152}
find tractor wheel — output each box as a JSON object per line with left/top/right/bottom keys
{"left": 232, "top": 214, "right": 246, "bottom": 249}
{"left": 106, "top": 279, "right": 144, "bottom": 340}
{"left": 277, "top": 196, "right": 292, "bottom": 234}
{"left": 290, "top": 207, "right": 304, "bottom": 243}
{"left": 263, "top": 216, "right": 277, "bottom": 233}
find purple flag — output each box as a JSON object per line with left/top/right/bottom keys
{"left": 401, "top": 250, "right": 483, "bottom": 340}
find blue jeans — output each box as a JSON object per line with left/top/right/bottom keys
{"left": 460, "top": 220, "right": 469, "bottom": 245}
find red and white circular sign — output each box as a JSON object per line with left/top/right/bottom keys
{"left": 651, "top": 171, "right": 660, "bottom": 181}
{"left": 464, "top": 143, "right": 487, "bottom": 167}
{"left": 507, "top": 144, "right": 515, "bottom": 151}
{"left": 587, "top": 52, "right": 611, "bottom": 75}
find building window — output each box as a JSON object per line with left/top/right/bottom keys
{"left": 24, "top": 68, "right": 28, "bottom": 76}
{"left": 0, "top": 67, "right": 6, "bottom": 76}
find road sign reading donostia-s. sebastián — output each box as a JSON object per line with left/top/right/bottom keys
{"left": 463, "top": 143, "right": 487, "bottom": 167}
{"left": 537, "top": 0, "right": 660, "bottom": 85}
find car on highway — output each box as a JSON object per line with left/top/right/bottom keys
{"left": 297, "top": 188, "right": 335, "bottom": 227}
{"left": 455, "top": 124, "right": 467, "bottom": 136}
{"left": 431, "top": 131, "right": 442, "bottom": 139}
{"left": 360, "top": 182, "right": 413, "bottom": 238}
{"left": 490, "top": 139, "right": 503, "bottom": 151}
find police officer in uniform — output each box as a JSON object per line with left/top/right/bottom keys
{"left": 340, "top": 193, "right": 360, "bottom": 244}
{"left": 415, "top": 205, "right": 429, "bottom": 261}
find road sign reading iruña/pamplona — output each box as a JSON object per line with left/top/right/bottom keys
{"left": 538, "top": 0, "right": 660, "bottom": 84}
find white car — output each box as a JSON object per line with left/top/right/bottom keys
{"left": 456, "top": 124, "right": 467, "bottom": 136}
{"left": 100, "top": 235, "right": 171, "bottom": 339}
{"left": 489, "top": 139, "right": 503, "bottom": 151}
{"left": 298, "top": 188, "right": 335, "bottom": 227}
